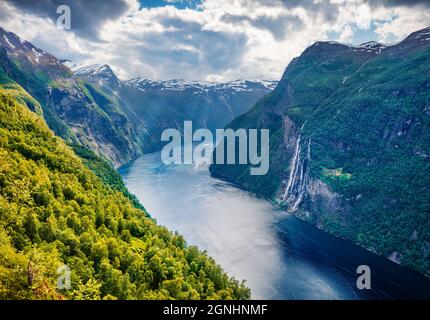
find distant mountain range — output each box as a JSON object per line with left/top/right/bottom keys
{"left": 0, "top": 27, "right": 276, "bottom": 167}
{"left": 211, "top": 26, "right": 430, "bottom": 277}
{"left": 66, "top": 61, "right": 277, "bottom": 92}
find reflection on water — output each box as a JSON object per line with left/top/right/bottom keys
{"left": 119, "top": 152, "right": 430, "bottom": 300}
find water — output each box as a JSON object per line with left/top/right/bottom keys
{"left": 119, "top": 151, "right": 430, "bottom": 300}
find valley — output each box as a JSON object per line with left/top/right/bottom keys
{"left": 0, "top": 26, "right": 275, "bottom": 167}
{"left": 120, "top": 151, "right": 430, "bottom": 299}
{"left": 0, "top": 22, "right": 429, "bottom": 300}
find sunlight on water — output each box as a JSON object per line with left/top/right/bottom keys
{"left": 119, "top": 151, "right": 430, "bottom": 300}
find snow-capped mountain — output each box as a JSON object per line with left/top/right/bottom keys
{"left": 61, "top": 60, "right": 277, "bottom": 94}
{"left": 413, "top": 26, "right": 430, "bottom": 41}
{"left": 60, "top": 60, "right": 276, "bottom": 152}
{"left": 314, "top": 40, "right": 387, "bottom": 55}
{"left": 71, "top": 63, "right": 122, "bottom": 87}
{"left": 0, "top": 26, "right": 275, "bottom": 166}
{"left": 0, "top": 27, "right": 68, "bottom": 77}
{"left": 358, "top": 41, "right": 386, "bottom": 50}
{"left": 55, "top": 60, "right": 276, "bottom": 155}
{"left": 124, "top": 78, "right": 277, "bottom": 93}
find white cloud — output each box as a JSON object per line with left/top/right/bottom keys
{"left": 373, "top": 6, "right": 430, "bottom": 42}
{"left": 0, "top": 0, "right": 429, "bottom": 81}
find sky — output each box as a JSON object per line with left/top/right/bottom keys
{"left": 0, "top": 0, "right": 430, "bottom": 81}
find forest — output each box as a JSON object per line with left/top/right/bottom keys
{"left": 0, "top": 88, "right": 251, "bottom": 300}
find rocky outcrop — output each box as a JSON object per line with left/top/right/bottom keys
{"left": 45, "top": 82, "right": 138, "bottom": 167}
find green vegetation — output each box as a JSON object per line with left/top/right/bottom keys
{"left": 0, "top": 81, "right": 43, "bottom": 116}
{"left": 321, "top": 168, "right": 352, "bottom": 183}
{"left": 211, "top": 30, "right": 430, "bottom": 277}
{"left": 0, "top": 45, "right": 143, "bottom": 166}
{"left": 0, "top": 48, "right": 77, "bottom": 144}
{"left": 70, "top": 144, "right": 145, "bottom": 212}
{"left": 303, "top": 45, "right": 430, "bottom": 276}
{"left": 0, "top": 90, "right": 250, "bottom": 300}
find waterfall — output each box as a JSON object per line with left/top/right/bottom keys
{"left": 282, "top": 134, "right": 301, "bottom": 201}
{"left": 281, "top": 131, "right": 311, "bottom": 212}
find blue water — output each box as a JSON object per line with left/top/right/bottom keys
{"left": 119, "top": 151, "right": 430, "bottom": 300}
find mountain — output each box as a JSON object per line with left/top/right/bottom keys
{"left": 0, "top": 27, "right": 275, "bottom": 167}
{"left": 69, "top": 62, "right": 277, "bottom": 154}
{"left": 0, "top": 27, "right": 143, "bottom": 167}
{"left": 0, "top": 27, "right": 270, "bottom": 299}
{"left": 210, "top": 26, "right": 430, "bottom": 277}
{"left": 71, "top": 63, "right": 123, "bottom": 88}
{"left": 0, "top": 88, "right": 250, "bottom": 299}
{"left": 0, "top": 27, "right": 69, "bottom": 78}
{"left": 124, "top": 78, "right": 277, "bottom": 92}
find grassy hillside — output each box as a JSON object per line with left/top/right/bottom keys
{"left": 0, "top": 89, "right": 250, "bottom": 300}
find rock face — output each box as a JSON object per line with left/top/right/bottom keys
{"left": 210, "top": 26, "right": 430, "bottom": 277}
{"left": 277, "top": 126, "right": 311, "bottom": 212}
{"left": 45, "top": 81, "right": 137, "bottom": 166}
{"left": 0, "top": 27, "right": 142, "bottom": 166}
{"left": 74, "top": 66, "right": 277, "bottom": 155}
{"left": 0, "top": 27, "right": 276, "bottom": 167}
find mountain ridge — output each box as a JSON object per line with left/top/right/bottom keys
{"left": 0, "top": 27, "right": 275, "bottom": 168}
{"left": 210, "top": 25, "right": 430, "bottom": 277}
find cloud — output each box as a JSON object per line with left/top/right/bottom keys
{"left": 368, "top": 0, "right": 430, "bottom": 8}
{"left": 221, "top": 13, "right": 304, "bottom": 41}
{"left": 139, "top": 0, "right": 203, "bottom": 10}
{"left": 254, "top": 0, "right": 340, "bottom": 22}
{"left": 4, "top": 0, "right": 130, "bottom": 40}
{"left": 0, "top": 0, "right": 429, "bottom": 82}
{"left": 102, "top": 13, "right": 249, "bottom": 80}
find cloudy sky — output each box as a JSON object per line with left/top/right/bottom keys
{"left": 1, "top": 0, "right": 430, "bottom": 81}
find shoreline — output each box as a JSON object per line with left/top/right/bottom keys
{"left": 208, "top": 170, "right": 430, "bottom": 283}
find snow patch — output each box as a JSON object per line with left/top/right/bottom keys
{"left": 321, "top": 40, "right": 387, "bottom": 54}
{"left": 3, "top": 34, "right": 15, "bottom": 49}
{"left": 125, "top": 78, "right": 278, "bottom": 92}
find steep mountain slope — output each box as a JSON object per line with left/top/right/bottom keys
{"left": 70, "top": 62, "right": 277, "bottom": 154}
{"left": 0, "top": 27, "right": 145, "bottom": 167}
{"left": 1, "top": 27, "right": 274, "bottom": 167}
{"left": 0, "top": 88, "right": 250, "bottom": 299}
{"left": 210, "top": 27, "right": 430, "bottom": 276}
{"left": 122, "top": 78, "right": 277, "bottom": 133}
